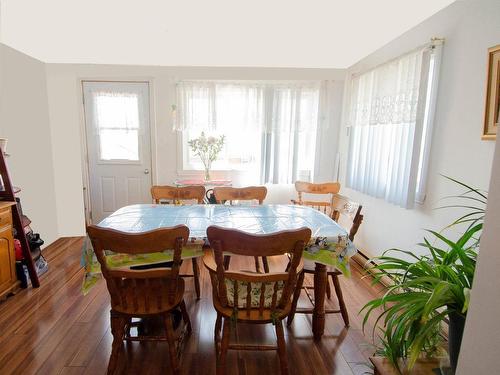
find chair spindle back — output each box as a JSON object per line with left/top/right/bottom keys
{"left": 87, "top": 225, "right": 189, "bottom": 313}
{"left": 206, "top": 226, "right": 311, "bottom": 314}
{"left": 151, "top": 185, "right": 205, "bottom": 204}
{"left": 331, "top": 194, "right": 363, "bottom": 241}
{"left": 213, "top": 186, "right": 267, "bottom": 205}
{"left": 292, "top": 181, "right": 341, "bottom": 218}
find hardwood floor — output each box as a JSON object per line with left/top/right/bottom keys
{"left": 0, "top": 237, "right": 383, "bottom": 375}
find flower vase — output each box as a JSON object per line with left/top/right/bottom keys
{"left": 204, "top": 167, "right": 211, "bottom": 182}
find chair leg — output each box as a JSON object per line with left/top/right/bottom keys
{"left": 125, "top": 316, "right": 133, "bottom": 338}
{"left": 253, "top": 256, "right": 262, "bottom": 273}
{"left": 326, "top": 277, "right": 332, "bottom": 299}
{"left": 287, "top": 271, "right": 304, "bottom": 326}
{"left": 108, "top": 311, "right": 126, "bottom": 375}
{"left": 179, "top": 299, "right": 192, "bottom": 334}
{"left": 214, "top": 312, "right": 222, "bottom": 358}
{"left": 275, "top": 319, "right": 289, "bottom": 375}
{"left": 192, "top": 258, "right": 201, "bottom": 300}
{"left": 332, "top": 274, "right": 349, "bottom": 327}
{"left": 165, "top": 313, "right": 180, "bottom": 374}
{"left": 262, "top": 256, "right": 270, "bottom": 273}
{"left": 223, "top": 255, "right": 231, "bottom": 270}
{"left": 217, "top": 317, "right": 231, "bottom": 375}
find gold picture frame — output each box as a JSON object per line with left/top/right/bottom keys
{"left": 483, "top": 45, "right": 500, "bottom": 140}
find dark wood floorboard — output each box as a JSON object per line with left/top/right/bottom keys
{"left": 0, "top": 237, "right": 383, "bottom": 375}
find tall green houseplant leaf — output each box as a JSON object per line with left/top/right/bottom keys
{"left": 361, "top": 176, "right": 486, "bottom": 373}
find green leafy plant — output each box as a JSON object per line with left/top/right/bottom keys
{"left": 188, "top": 132, "right": 225, "bottom": 181}
{"left": 361, "top": 176, "right": 487, "bottom": 373}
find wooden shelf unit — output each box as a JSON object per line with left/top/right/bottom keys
{"left": 0, "top": 202, "right": 20, "bottom": 299}
{"left": 0, "top": 151, "right": 39, "bottom": 288}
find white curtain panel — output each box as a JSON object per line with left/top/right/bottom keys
{"left": 174, "top": 81, "right": 217, "bottom": 131}
{"left": 92, "top": 91, "right": 140, "bottom": 133}
{"left": 215, "top": 83, "right": 265, "bottom": 165}
{"left": 175, "top": 80, "right": 322, "bottom": 185}
{"left": 346, "top": 45, "right": 437, "bottom": 208}
{"left": 263, "top": 84, "right": 320, "bottom": 184}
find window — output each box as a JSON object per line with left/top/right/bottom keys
{"left": 346, "top": 42, "right": 442, "bottom": 208}
{"left": 94, "top": 92, "right": 140, "bottom": 161}
{"left": 175, "top": 81, "right": 321, "bottom": 184}
{"left": 262, "top": 86, "right": 320, "bottom": 183}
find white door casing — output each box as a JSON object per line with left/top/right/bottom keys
{"left": 83, "top": 81, "right": 152, "bottom": 223}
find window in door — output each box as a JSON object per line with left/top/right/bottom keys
{"left": 93, "top": 92, "right": 141, "bottom": 161}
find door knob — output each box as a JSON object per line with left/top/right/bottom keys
{"left": 144, "top": 169, "right": 150, "bottom": 174}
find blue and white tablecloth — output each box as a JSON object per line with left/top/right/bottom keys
{"left": 81, "top": 204, "right": 357, "bottom": 294}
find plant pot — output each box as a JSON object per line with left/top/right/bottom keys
{"left": 448, "top": 311, "right": 466, "bottom": 373}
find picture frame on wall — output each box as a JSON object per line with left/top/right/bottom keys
{"left": 483, "top": 45, "right": 500, "bottom": 140}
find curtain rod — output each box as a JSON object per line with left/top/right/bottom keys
{"left": 351, "top": 37, "right": 445, "bottom": 78}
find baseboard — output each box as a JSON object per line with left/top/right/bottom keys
{"left": 351, "top": 249, "right": 393, "bottom": 288}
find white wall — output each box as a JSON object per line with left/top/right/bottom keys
{"left": 337, "top": 0, "right": 499, "bottom": 258}
{"left": 0, "top": 44, "right": 59, "bottom": 245}
{"left": 45, "top": 64, "right": 346, "bottom": 236}
{"left": 0, "top": 0, "right": 456, "bottom": 68}
{"left": 457, "top": 131, "right": 500, "bottom": 374}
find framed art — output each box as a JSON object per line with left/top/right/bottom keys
{"left": 483, "top": 45, "right": 500, "bottom": 140}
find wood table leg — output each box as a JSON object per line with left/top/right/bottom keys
{"left": 313, "top": 263, "right": 327, "bottom": 340}
{"left": 192, "top": 258, "right": 201, "bottom": 300}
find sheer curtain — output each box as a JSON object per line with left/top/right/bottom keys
{"left": 93, "top": 91, "right": 140, "bottom": 132}
{"left": 346, "top": 44, "right": 440, "bottom": 208}
{"left": 173, "top": 81, "right": 216, "bottom": 131}
{"left": 175, "top": 80, "right": 322, "bottom": 184}
{"left": 215, "top": 83, "right": 265, "bottom": 167}
{"left": 92, "top": 91, "right": 141, "bottom": 161}
{"left": 261, "top": 83, "right": 320, "bottom": 184}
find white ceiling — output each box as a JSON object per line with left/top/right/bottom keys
{"left": 0, "top": 0, "right": 456, "bottom": 68}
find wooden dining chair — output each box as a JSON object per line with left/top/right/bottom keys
{"left": 213, "top": 186, "right": 267, "bottom": 205}
{"left": 213, "top": 186, "right": 270, "bottom": 273}
{"left": 151, "top": 185, "right": 205, "bottom": 204}
{"left": 205, "top": 225, "right": 311, "bottom": 375}
{"left": 86, "top": 225, "right": 192, "bottom": 375}
{"left": 151, "top": 185, "right": 205, "bottom": 300}
{"left": 288, "top": 195, "right": 363, "bottom": 327}
{"left": 291, "top": 181, "right": 341, "bottom": 219}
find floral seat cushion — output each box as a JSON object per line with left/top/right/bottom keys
{"left": 224, "top": 279, "right": 285, "bottom": 308}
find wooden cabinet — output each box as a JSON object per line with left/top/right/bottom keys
{"left": 0, "top": 202, "right": 18, "bottom": 300}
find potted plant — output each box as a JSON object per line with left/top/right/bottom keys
{"left": 188, "top": 132, "right": 225, "bottom": 181}
{"left": 361, "top": 177, "right": 486, "bottom": 374}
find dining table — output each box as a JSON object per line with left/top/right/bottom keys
{"left": 81, "top": 203, "right": 357, "bottom": 340}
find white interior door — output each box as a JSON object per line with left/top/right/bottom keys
{"left": 83, "top": 81, "right": 152, "bottom": 223}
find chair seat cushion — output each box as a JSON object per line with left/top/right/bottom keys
{"left": 224, "top": 279, "right": 285, "bottom": 308}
